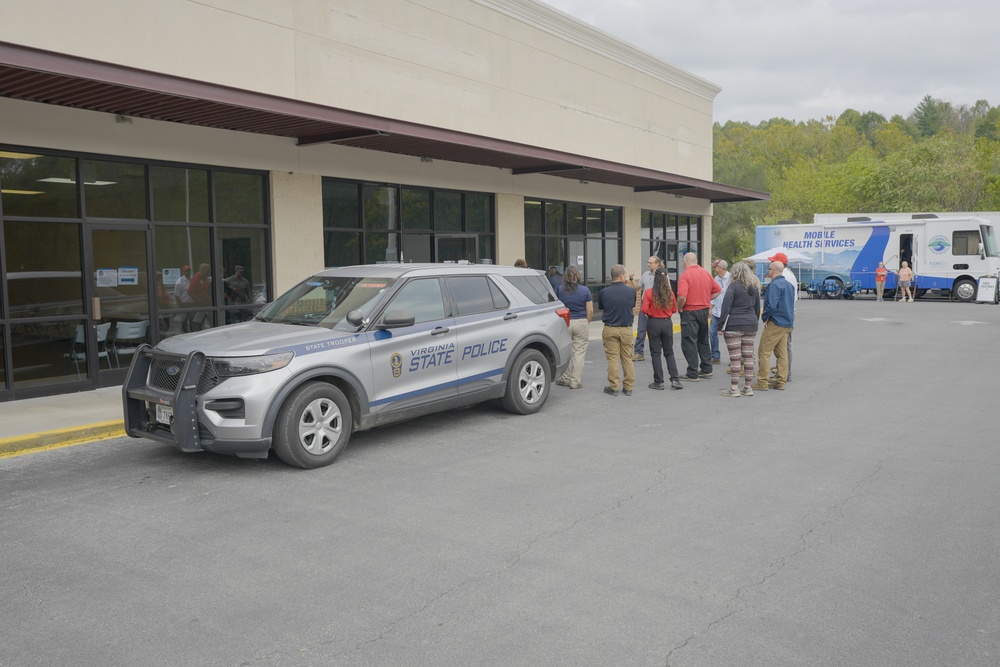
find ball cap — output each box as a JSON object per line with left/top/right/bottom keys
{"left": 768, "top": 252, "right": 789, "bottom": 265}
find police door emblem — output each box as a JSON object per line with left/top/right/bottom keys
{"left": 390, "top": 352, "right": 403, "bottom": 378}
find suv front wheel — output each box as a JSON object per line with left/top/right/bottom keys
{"left": 273, "top": 381, "right": 353, "bottom": 468}
{"left": 501, "top": 349, "right": 549, "bottom": 415}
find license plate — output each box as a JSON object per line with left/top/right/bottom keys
{"left": 155, "top": 404, "right": 174, "bottom": 425}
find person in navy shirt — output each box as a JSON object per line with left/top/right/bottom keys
{"left": 555, "top": 265, "right": 593, "bottom": 390}
{"left": 598, "top": 264, "right": 637, "bottom": 396}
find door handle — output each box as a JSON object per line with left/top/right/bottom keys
{"left": 503, "top": 312, "right": 518, "bottom": 320}
{"left": 92, "top": 296, "right": 102, "bottom": 321}
{"left": 431, "top": 327, "right": 450, "bottom": 335}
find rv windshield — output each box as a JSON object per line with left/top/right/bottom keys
{"left": 981, "top": 225, "right": 999, "bottom": 257}
{"left": 255, "top": 275, "right": 395, "bottom": 330}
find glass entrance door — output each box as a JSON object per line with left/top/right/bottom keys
{"left": 86, "top": 226, "right": 153, "bottom": 385}
{"left": 436, "top": 235, "right": 478, "bottom": 263}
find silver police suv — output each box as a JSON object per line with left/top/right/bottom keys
{"left": 124, "top": 264, "right": 573, "bottom": 468}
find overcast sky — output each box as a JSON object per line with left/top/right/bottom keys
{"left": 541, "top": 0, "right": 999, "bottom": 125}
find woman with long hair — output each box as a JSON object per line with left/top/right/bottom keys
{"left": 554, "top": 265, "right": 592, "bottom": 390}
{"left": 718, "top": 261, "right": 761, "bottom": 397}
{"left": 641, "top": 268, "right": 682, "bottom": 390}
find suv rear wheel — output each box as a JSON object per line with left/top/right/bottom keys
{"left": 273, "top": 382, "right": 352, "bottom": 469}
{"left": 502, "top": 349, "right": 549, "bottom": 415}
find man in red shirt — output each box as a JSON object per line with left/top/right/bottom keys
{"left": 676, "top": 252, "right": 721, "bottom": 381}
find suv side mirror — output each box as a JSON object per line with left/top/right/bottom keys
{"left": 980, "top": 242, "right": 986, "bottom": 260}
{"left": 346, "top": 310, "right": 366, "bottom": 327}
{"left": 377, "top": 309, "right": 415, "bottom": 330}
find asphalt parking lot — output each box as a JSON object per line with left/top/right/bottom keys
{"left": 2, "top": 298, "right": 999, "bottom": 666}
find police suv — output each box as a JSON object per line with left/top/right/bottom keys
{"left": 123, "top": 264, "right": 573, "bottom": 468}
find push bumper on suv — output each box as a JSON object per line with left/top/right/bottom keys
{"left": 122, "top": 345, "right": 271, "bottom": 458}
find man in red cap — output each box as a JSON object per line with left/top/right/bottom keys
{"left": 767, "top": 251, "right": 798, "bottom": 382}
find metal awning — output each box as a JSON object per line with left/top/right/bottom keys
{"left": 0, "top": 42, "right": 768, "bottom": 203}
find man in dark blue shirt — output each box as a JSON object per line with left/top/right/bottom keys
{"left": 598, "top": 264, "right": 637, "bottom": 396}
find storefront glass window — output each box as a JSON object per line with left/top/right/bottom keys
{"left": 218, "top": 226, "right": 268, "bottom": 321}
{"left": 4, "top": 221, "right": 83, "bottom": 317}
{"left": 434, "top": 192, "right": 461, "bottom": 232}
{"left": 323, "top": 179, "right": 494, "bottom": 267}
{"left": 151, "top": 166, "right": 209, "bottom": 222}
{"left": 322, "top": 181, "right": 361, "bottom": 228}
{"left": 0, "top": 152, "right": 79, "bottom": 218}
{"left": 325, "top": 231, "right": 361, "bottom": 268}
{"left": 525, "top": 198, "right": 622, "bottom": 292}
{"left": 82, "top": 159, "right": 146, "bottom": 219}
{"left": 215, "top": 171, "right": 265, "bottom": 225}
{"left": 402, "top": 188, "right": 431, "bottom": 230}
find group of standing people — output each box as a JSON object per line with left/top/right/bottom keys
{"left": 548, "top": 250, "right": 797, "bottom": 399}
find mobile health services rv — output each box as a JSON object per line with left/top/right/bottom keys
{"left": 754, "top": 213, "right": 1000, "bottom": 301}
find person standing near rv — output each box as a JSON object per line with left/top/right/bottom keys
{"left": 754, "top": 261, "right": 794, "bottom": 391}
{"left": 898, "top": 261, "right": 914, "bottom": 302}
{"left": 875, "top": 262, "right": 888, "bottom": 301}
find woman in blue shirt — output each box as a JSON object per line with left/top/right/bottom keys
{"left": 555, "top": 265, "right": 592, "bottom": 390}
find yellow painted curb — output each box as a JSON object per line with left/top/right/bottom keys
{"left": 0, "top": 420, "right": 126, "bottom": 458}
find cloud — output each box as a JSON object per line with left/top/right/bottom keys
{"left": 541, "top": 0, "right": 999, "bottom": 123}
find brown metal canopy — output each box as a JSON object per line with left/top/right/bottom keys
{"left": 0, "top": 42, "right": 768, "bottom": 203}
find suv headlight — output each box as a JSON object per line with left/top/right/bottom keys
{"left": 211, "top": 352, "right": 294, "bottom": 377}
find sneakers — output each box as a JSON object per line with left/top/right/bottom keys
{"left": 603, "top": 386, "right": 619, "bottom": 396}
{"left": 569, "top": 383, "right": 582, "bottom": 390}
{"left": 633, "top": 354, "right": 645, "bottom": 362}
{"left": 555, "top": 378, "right": 571, "bottom": 387}
{"left": 622, "top": 389, "right": 633, "bottom": 396}
{"left": 752, "top": 382, "right": 770, "bottom": 391}
{"left": 712, "top": 358, "right": 721, "bottom": 365}
{"left": 670, "top": 380, "right": 684, "bottom": 390}
{"left": 768, "top": 379, "right": 785, "bottom": 390}
{"left": 720, "top": 387, "right": 741, "bottom": 397}
{"left": 680, "top": 375, "right": 700, "bottom": 382}
{"left": 698, "top": 371, "right": 714, "bottom": 378}
{"left": 740, "top": 386, "right": 754, "bottom": 396}
{"left": 648, "top": 382, "right": 665, "bottom": 390}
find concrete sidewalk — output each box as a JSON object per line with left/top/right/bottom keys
{"left": 0, "top": 317, "right": 674, "bottom": 457}
{"left": 0, "top": 385, "right": 125, "bottom": 456}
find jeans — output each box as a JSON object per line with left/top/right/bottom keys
{"left": 634, "top": 311, "right": 648, "bottom": 356}
{"left": 680, "top": 309, "right": 712, "bottom": 377}
{"left": 647, "top": 316, "right": 679, "bottom": 384}
{"left": 709, "top": 314, "right": 721, "bottom": 360}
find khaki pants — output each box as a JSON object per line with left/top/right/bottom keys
{"left": 756, "top": 321, "right": 791, "bottom": 387}
{"left": 602, "top": 325, "right": 635, "bottom": 391}
{"left": 876, "top": 281, "right": 885, "bottom": 299}
{"left": 558, "top": 318, "right": 590, "bottom": 388}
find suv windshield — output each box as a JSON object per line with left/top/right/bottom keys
{"left": 256, "top": 275, "right": 394, "bottom": 330}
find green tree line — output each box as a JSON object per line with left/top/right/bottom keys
{"left": 712, "top": 95, "right": 1000, "bottom": 261}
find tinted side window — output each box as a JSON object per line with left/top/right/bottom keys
{"left": 506, "top": 275, "right": 555, "bottom": 304}
{"left": 447, "top": 276, "right": 495, "bottom": 316}
{"left": 488, "top": 278, "right": 510, "bottom": 309}
{"left": 953, "top": 230, "right": 980, "bottom": 255}
{"left": 386, "top": 278, "right": 446, "bottom": 324}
